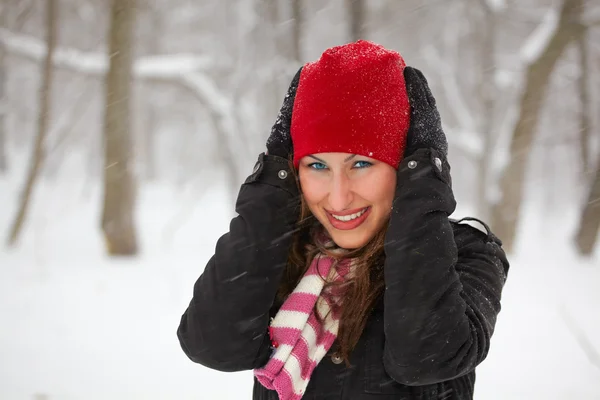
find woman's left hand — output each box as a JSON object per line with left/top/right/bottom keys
{"left": 396, "top": 66, "right": 452, "bottom": 189}
{"left": 402, "top": 66, "right": 448, "bottom": 158}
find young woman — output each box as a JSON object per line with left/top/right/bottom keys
{"left": 177, "top": 40, "right": 509, "bottom": 400}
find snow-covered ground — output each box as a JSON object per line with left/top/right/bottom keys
{"left": 1, "top": 168, "right": 599, "bottom": 400}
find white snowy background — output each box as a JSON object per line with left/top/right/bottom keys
{"left": 1, "top": 1, "right": 600, "bottom": 399}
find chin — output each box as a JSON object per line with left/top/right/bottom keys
{"left": 326, "top": 229, "right": 372, "bottom": 250}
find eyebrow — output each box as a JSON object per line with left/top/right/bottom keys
{"left": 307, "top": 154, "right": 357, "bottom": 163}
{"left": 308, "top": 155, "right": 326, "bottom": 163}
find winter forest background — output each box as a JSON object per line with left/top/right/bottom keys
{"left": 1, "top": 0, "right": 599, "bottom": 399}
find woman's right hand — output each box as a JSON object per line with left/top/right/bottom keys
{"left": 266, "top": 67, "right": 303, "bottom": 160}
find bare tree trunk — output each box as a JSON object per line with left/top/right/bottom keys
{"left": 141, "top": 11, "right": 161, "bottom": 181}
{"left": 0, "top": 6, "right": 8, "bottom": 174}
{"left": 577, "top": 24, "right": 590, "bottom": 176}
{"left": 291, "top": 0, "right": 303, "bottom": 62}
{"left": 575, "top": 164, "right": 600, "bottom": 256}
{"left": 346, "top": 0, "right": 366, "bottom": 42}
{"left": 0, "top": 38, "right": 6, "bottom": 174}
{"left": 574, "top": 18, "right": 599, "bottom": 256}
{"left": 101, "top": 0, "right": 138, "bottom": 256}
{"left": 265, "top": 0, "right": 283, "bottom": 107}
{"left": 490, "top": 0, "right": 584, "bottom": 252}
{"left": 476, "top": 1, "right": 497, "bottom": 221}
{"left": 266, "top": 0, "right": 279, "bottom": 25}
{"left": 5, "top": 0, "right": 57, "bottom": 247}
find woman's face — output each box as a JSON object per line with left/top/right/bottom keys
{"left": 298, "top": 153, "right": 397, "bottom": 249}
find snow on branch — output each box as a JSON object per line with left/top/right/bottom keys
{"left": 0, "top": 27, "right": 107, "bottom": 74}
{"left": 0, "top": 27, "right": 233, "bottom": 131}
{"left": 0, "top": 28, "right": 214, "bottom": 76}
{"left": 483, "top": 0, "right": 506, "bottom": 13}
{"left": 519, "top": 7, "right": 559, "bottom": 64}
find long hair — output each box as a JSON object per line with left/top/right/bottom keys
{"left": 276, "top": 159, "right": 388, "bottom": 365}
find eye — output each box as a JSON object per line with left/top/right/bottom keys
{"left": 308, "top": 162, "right": 328, "bottom": 170}
{"left": 353, "top": 160, "right": 373, "bottom": 169}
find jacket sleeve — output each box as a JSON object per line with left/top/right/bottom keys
{"left": 177, "top": 153, "right": 299, "bottom": 372}
{"left": 381, "top": 148, "right": 509, "bottom": 386}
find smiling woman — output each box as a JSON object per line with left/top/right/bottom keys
{"left": 298, "top": 153, "right": 396, "bottom": 250}
{"left": 177, "top": 40, "right": 510, "bottom": 400}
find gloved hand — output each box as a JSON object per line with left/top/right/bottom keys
{"left": 403, "top": 66, "right": 448, "bottom": 158}
{"left": 266, "top": 67, "right": 303, "bottom": 160}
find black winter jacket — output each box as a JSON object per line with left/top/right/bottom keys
{"left": 177, "top": 150, "right": 509, "bottom": 400}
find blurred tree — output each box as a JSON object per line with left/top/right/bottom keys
{"left": 576, "top": 20, "right": 591, "bottom": 176}
{"left": 475, "top": 0, "right": 499, "bottom": 222}
{"left": 264, "top": 0, "right": 304, "bottom": 102}
{"left": 292, "top": 0, "right": 303, "bottom": 62}
{"left": 490, "top": 0, "right": 585, "bottom": 252}
{"left": 265, "top": 0, "right": 285, "bottom": 110}
{"left": 0, "top": 0, "right": 31, "bottom": 174}
{"left": 101, "top": 0, "right": 138, "bottom": 256}
{"left": 0, "top": 6, "right": 6, "bottom": 174}
{"left": 574, "top": 14, "right": 599, "bottom": 256}
{"left": 346, "top": 0, "right": 366, "bottom": 41}
{"left": 576, "top": 162, "right": 600, "bottom": 256}
{"left": 138, "top": 3, "right": 162, "bottom": 181}
{"left": 6, "top": 0, "right": 57, "bottom": 246}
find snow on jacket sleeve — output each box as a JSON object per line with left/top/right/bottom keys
{"left": 177, "top": 153, "right": 299, "bottom": 372}
{"left": 382, "top": 148, "right": 509, "bottom": 386}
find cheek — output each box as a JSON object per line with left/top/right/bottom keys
{"left": 356, "top": 172, "right": 396, "bottom": 209}
{"left": 299, "top": 172, "right": 327, "bottom": 208}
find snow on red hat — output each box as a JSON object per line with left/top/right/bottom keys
{"left": 291, "top": 40, "right": 410, "bottom": 169}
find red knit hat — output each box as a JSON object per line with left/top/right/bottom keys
{"left": 291, "top": 40, "right": 410, "bottom": 169}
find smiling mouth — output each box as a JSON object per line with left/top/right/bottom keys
{"left": 329, "top": 207, "right": 369, "bottom": 221}
{"left": 325, "top": 207, "right": 372, "bottom": 230}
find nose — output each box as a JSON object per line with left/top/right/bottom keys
{"left": 328, "top": 172, "right": 354, "bottom": 212}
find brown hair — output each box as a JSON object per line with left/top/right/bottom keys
{"left": 276, "top": 159, "right": 388, "bottom": 365}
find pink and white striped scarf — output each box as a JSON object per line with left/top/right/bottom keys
{"left": 254, "top": 249, "right": 353, "bottom": 400}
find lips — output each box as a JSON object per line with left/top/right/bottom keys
{"left": 325, "top": 207, "right": 371, "bottom": 231}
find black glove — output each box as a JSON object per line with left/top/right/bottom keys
{"left": 266, "top": 67, "right": 303, "bottom": 159}
{"left": 403, "top": 66, "right": 448, "bottom": 158}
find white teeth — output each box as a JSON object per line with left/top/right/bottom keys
{"left": 331, "top": 208, "right": 368, "bottom": 222}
